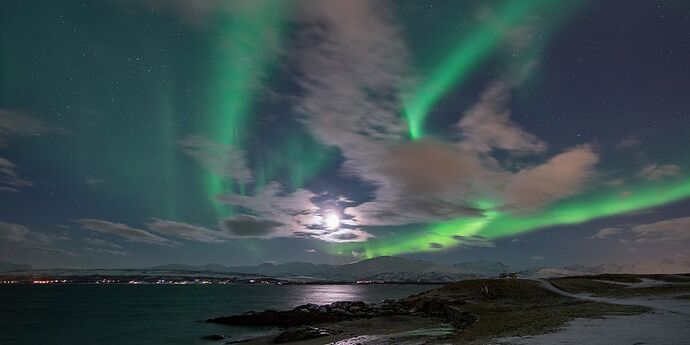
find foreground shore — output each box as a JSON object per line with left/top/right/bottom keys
{"left": 203, "top": 274, "right": 690, "bottom": 344}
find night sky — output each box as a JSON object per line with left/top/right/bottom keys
{"left": 1, "top": 0, "right": 689, "bottom": 268}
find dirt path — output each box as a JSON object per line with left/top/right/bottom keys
{"left": 488, "top": 279, "right": 690, "bottom": 345}
{"left": 539, "top": 279, "right": 690, "bottom": 315}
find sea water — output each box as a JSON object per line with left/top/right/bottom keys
{"left": 0, "top": 284, "right": 435, "bottom": 344}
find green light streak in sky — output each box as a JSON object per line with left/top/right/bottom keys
{"left": 334, "top": 177, "right": 690, "bottom": 258}
{"left": 203, "top": 2, "right": 288, "bottom": 213}
{"left": 403, "top": 0, "right": 579, "bottom": 139}
{"left": 254, "top": 130, "right": 335, "bottom": 192}
{"left": 156, "top": 76, "right": 178, "bottom": 219}
{"left": 285, "top": 133, "right": 334, "bottom": 191}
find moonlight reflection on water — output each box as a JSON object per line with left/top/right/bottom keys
{"left": 0, "top": 284, "right": 435, "bottom": 345}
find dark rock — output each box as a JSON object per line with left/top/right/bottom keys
{"left": 201, "top": 334, "right": 228, "bottom": 341}
{"left": 273, "top": 326, "right": 335, "bottom": 344}
{"left": 207, "top": 301, "right": 379, "bottom": 327}
{"left": 207, "top": 297, "right": 478, "bottom": 331}
{"left": 445, "top": 308, "right": 478, "bottom": 329}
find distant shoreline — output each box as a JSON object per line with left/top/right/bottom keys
{"left": 0, "top": 277, "right": 449, "bottom": 286}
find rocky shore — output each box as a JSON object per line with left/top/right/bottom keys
{"left": 205, "top": 290, "right": 477, "bottom": 343}
{"left": 206, "top": 297, "right": 477, "bottom": 328}
{"left": 203, "top": 278, "right": 651, "bottom": 344}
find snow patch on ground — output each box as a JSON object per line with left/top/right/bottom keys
{"left": 489, "top": 280, "right": 690, "bottom": 345}
{"left": 491, "top": 310, "right": 690, "bottom": 345}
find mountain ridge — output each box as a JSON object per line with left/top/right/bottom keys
{"left": 148, "top": 256, "right": 690, "bottom": 280}
{"left": 4, "top": 256, "right": 689, "bottom": 282}
{"left": 149, "top": 256, "right": 510, "bottom": 282}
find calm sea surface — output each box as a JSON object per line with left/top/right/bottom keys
{"left": 0, "top": 284, "right": 435, "bottom": 344}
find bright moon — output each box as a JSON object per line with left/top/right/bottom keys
{"left": 325, "top": 213, "right": 340, "bottom": 229}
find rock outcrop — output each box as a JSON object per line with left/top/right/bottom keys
{"left": 206, "top": 296, "right": 477, "bottom": 329}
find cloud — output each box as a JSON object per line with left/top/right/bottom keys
{"left": 638, "top": 164, "right": 681, "bottom": 180}
{"left": 615, "top": 136, "right": 641, "bottom": 150}
{"left": 0, "top": 221, "right": 65, "bottom": 245}
{"left": 1, "top": 221, "right": 76, "bottom": 259}
{"left": 344, "top": 139, "right": 491, "bottom": 226}
{"left": 147, "top": 219, "right": 229, "bottom": 243}
{"left": 90, "top": 215, "right": 292, "bottom": 244}
{"left": 0, "top": 111, "right": 63, "bottom": 192}
{"left": 381, "top": 139, "right": 486, "bottom": 194}
{"left": 79, "top": 189, "right": 368, "bottom": 244}
{"left": 504, "top": 145, "right": 599, "bottom": 210}
{"left": 316, "top": 229, "right": 372, "bottom": 243}
{"left": 0, "top": 157, "right": 33, "bottom": 192}
{"left": 178, "top": 135, "right": 253, "bottom": 184}
{"left": 452, "top": 235, "right": 496, "bottom": 248}
{"left": 291, "top": 30, "right": 602, "bottom": 225}
{"left": 217, "top": 182, "right": 373, "bottom": 242}
{"left": 288, "top": 1, "right": 600, "bottom": 231}
{"left": 219, "top": 215, "right": 283, "bottom": 237}
{"left": 348, "top": 143, "right": 599, "bottom": 225}
{"left": 0, "top": 221, "right": 31, "bottom": 242}
{"left": 340, "top": 78, "right": 600, "bottom": 225}
{"left": 148, "top": 215, "right": 314, "bottom": 243}
{"left": 457, "top": 81, "right": 546, "bottom": 154}
{"left": 25, "top": 246, "right": 80, "bottom": 258}
{"left": 84, "top": 238, "right": 124, "bottom": 249}
{"left": 531, "top": 255, "right": 545, "bottom": 260}
{"left": 77, "top": 219, "right": 179, "bottom": 247}
{"left": 589, "top": 227, "right": 623, "bottom": 240}
{"left": 295, "top": 2, "right": 548, "bottom": 228}
{"left": 632, "top": 216, "right": 690, "bottom": 244}
{"left": 347, "top": 192, "right": 483, "bottom": 226}
{"left": 80, "top": 216, "right": 289, "bottom": 244}
{"left": 219, "top": 183, "right": 318, "bottom": 235}
{"left": 0, "top": 110, "right": 61, "bottom": 147}
{"left": 83, "top": 219, "right": 228, "bottom": 246}
{"left": 98, "top": 1, "right": 604, "bottom": 241}
{"left": 83, "top": 247, "right": 129, "bottom": 256}
{"left": 429, "top": 242, "right": 444, "bottom": 249}
{"left": 218, "top": 183, "right": 319, "bottom": 222}
{"left": 294, "top": 0, "right": 409, "bottom": 182}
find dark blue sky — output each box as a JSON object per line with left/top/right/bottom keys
{"left": 1, "top": 0, "right": 689, "bottom": 268}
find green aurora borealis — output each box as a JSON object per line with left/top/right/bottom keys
{"left": 403, "top": 0, "right": 584, "bottom": 140}
{"left": 1, "top": 0, "right": 689, "bottom": 266}
{"left": 199, "top": 2, "right": 334, "bottom": 216}
{"left": 203, "top": 2, "right": 289, "bottom": 213}
{"left": 335, "top": 176, "right": 690, "bottom": 258}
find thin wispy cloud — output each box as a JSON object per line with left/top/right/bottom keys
{"left": 0, "top": 110, "right": 63, "bottom": 192}
{"left": 589, "top": 227, "right": 623, "bottom": 240}
{"left": 77, "top": 219, "right": 179, "bottom": 247}
{"left": 178, "top": 135, "right": 253, "bottom": 184}
{"left": 632, "top": 216, "right": 690, "bottom": 244}
{"left": 639, "top": 164, "right": 682, "bottom": 180}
